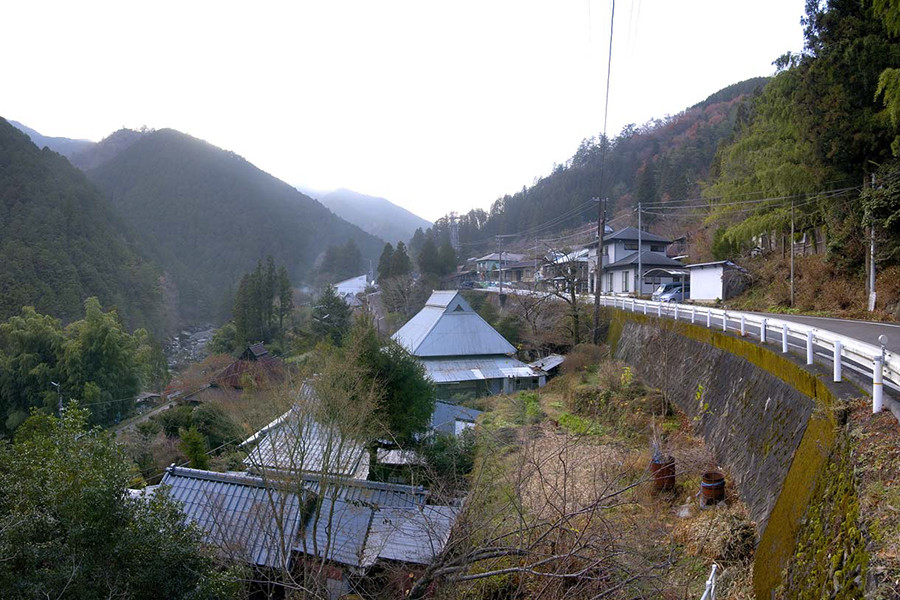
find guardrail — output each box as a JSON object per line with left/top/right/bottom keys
{"left": 700, "top": 564, "right": 718, "bottom": 600}
{"left": 597, "top": 294, "right": 895, "bottom": 414}
{"left": 478, "top": 285, "right": 895, "bottom": 414}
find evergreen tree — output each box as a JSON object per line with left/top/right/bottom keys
{"left": 311, "top": 286, "right": 352, "bottom": 346}
{"left": 390, "top": 242, "right": 412, "bottom": 277}
{"left": 417, "top": 237, "right": 441, "bottom": 276}
{"left": 438, "top": 240, "right": 458, "bottom": 276}
{"left": 377, "top": 243, "right": 394, "bottom": 282}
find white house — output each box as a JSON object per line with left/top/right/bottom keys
{"left": 686, "top": 260, "right": 749, "bottom": 303}
{"left": 586, "top": 227, "right": 683, "bottom": 296}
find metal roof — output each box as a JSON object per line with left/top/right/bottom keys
{"left": 161, "top": 467, "right": 303, "bottom": 570}
{"left": 299, "top": 473, "right": 428, "bottom": 508}
{"left": 392, "top": 291, "right": 516, "bottom": 357}
{"left": 366, "top": 505, "right": 459, "bottom": 565}
{"left": 422, "top": 356, "right": 539, "bottom": 383}
{"left": 528, "top": 354, "right": 565, "bottom": 372}
{"left": 431, "top": 401, "right": 483, "bottom": 434}
{"left": 603, "top": 227, "right": 672, "bottom": 244}
{"left": 244, "top": 406, "right": 370, "bottom": 480}
{"left": 685, "top": 260, "right": 747, "bottom": 271}
{"left": 300, "top": 498, "right": 375, "bottom": 568}
{"left": 475, "top": 252, "right": 527, "bottom": 262}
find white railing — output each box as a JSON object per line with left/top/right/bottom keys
{"left": 597, "top": 294, "right": 895, "bottom": 414}
{"left": 477, "top": 285, "right": 895, "bottom": 414}
{"left": 700, "top": 564, "right": 718, "bottom": 600}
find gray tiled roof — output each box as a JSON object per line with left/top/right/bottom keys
{"left": 392, "top": 291, "right": 516, "bottom": 357}
{"left": 162, "top": 466, "right": 456, "bottom": 570}
{"left": 605, "top": 250, "right": 684, "bottom": 270}
{"left": 160, "top": 467, "right": 303, "bottom": 570}
{"left": 604, "top": 227, "right": 672, "bottom": 244}
{"left": 243, "top": 405, "right": 370, "bottom": 480}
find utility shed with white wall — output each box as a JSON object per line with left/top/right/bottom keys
{"left": 686, "top": 260, "right": 748, "bottom": 302}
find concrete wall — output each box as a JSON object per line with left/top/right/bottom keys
{"left": 606, "top": 311, "right": 847, "bottom": 598}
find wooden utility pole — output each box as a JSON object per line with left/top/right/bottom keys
{"left": 790, "top": 198, "right": 795, "bottom": 307}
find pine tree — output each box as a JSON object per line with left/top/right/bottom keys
{"left": 377, "top": 243, "right": 394, "bottom": 282}
{"left": 390, "top": 242, "right": 412, "bottom": 277}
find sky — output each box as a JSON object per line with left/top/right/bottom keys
{"left": 2, "top": 1, "right": 806, "bottom": 222}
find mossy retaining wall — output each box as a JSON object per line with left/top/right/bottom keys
{"left": 606, "top": 311, "right": 842, "bottom": 599}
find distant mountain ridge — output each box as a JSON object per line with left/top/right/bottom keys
{"left": 84, "top": 129, "right": 385, "bottom": 324}
{"left": 9, "top": 120, "right": 95, "bottom": 158}
{"left": 317, "top": 188, "right": 432, "bottom": 244}
{"left": 0, "top": 117, "right": 165, "bottom": 332}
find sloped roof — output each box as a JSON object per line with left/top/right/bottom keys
{"left": 475, "top": 252, "right": 527, "bottom": 262}
{"left": 431, "top": 401, "right": 483, "bottom": 434}
{"left": 528, "top": 354, "right": 565, "bottom": 372}
{"left": 422, "top": 356, "right": 539, "bottom": 383}
{"left": 392, "top": 291, "right": 516, "bottom": 357}
{"left": 606, "top": 250, "right": 684, "bottom": 270}
{"left": 244, "top": 404, "right": 370, "bottom": 480}
{"left": 366, "top": 505, "right": 458, "bottom": 565}
{"left": 604, "top": 227, "right": 671, "bottom": 244}
{"left": 160, "top": 467, "right": 303, "bottom": 570}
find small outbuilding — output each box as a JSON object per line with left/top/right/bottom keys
{"left": 685, "top": 260, "right": 749, "bottom": 303}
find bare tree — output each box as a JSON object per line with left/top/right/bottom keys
{"left": 541, "top": 246, "right": 589, "bottom": 346}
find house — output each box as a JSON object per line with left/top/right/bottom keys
{"left": 160, "top": 466, "right": 458, "bottom": 598}
{"left": 538, "top": 248, "right": 590, "bottom": 294}
{"left": 243, "top": 398, "right": 371, "bottom": 480}
{"left": 334, "top": 274, "right": 370, "bottom": 306}
{"left": 474, "top": 252, "right": 527, "bottom": 281}
{"left": 216, "top": 343, "right": 283, "bottom": 388}
{"left": 585, "top": 227, "right": 683, "bottom": 296}
{"left": 685, "top": 260, "right": 749, "bottom": 303}
{"left": 499, "top": 260, "right": 537, "bottom": 285}
{"left": 431, "top": 401, "right": 482, "bottom": 436}
{"left": 392, "top": 291, "right": 544, "bottom": 400}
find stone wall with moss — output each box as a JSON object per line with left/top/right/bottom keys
{"left": 606, "top": 311, "right": 843, "bottom": 599}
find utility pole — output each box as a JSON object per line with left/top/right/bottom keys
{"left": 790, "top": 198, "right": 795, "bottom": 307}
{"left": 592, "top": 196, "right": 607, "bottom": 344}
{"left": 637, "top": 202, "right": 642, "bottom": 297}
{"left": 496, "top": 235, "right": 503, "bottom": 296}
{"left": 870, "top": 173, "right": 877, "bottom": 311}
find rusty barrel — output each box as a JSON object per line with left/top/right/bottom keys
{"left": 701, "top": 470, "right": 725, "bottom": 503}
{"left": 650, "top": 456, "right": 676, "bottom": 491}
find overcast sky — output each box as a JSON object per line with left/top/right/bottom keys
{"left": 3, "top": 1, "right": 806, "bottom": 222}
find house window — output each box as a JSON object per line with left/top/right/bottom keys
{"left": 621, "top": 271, "right": 629, "bottom": 292}
{"left": 650, "top": 244, "right": 665, "bottom": 252}
{"left": 606, "top": 273, "right": 613, "bottom": 291}
{"left": 624, "top": 241, "right": 638, "bottom": 251}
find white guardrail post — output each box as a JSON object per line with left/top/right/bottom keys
{"left": 674, "top": 304, "right": 679, "bottom": 320}
{"left": 706, "top": 309, "right": 711, "bottom": 328}
{"left": 873, "top": 358, "right": 884, "bottom": 413}
{"left": 740, "top": 314, "right": 746, "bottom": 337}
{"left": 782, "top": 324, "right": 789, "bottom": 354}
{"left": 722, "top": 311, "right": 727, "bottom": 332}
{"left": 834, "top": 340, "right": 842, "bottom": 382}
{"left": 691, "top": 306, "right": 696, "bottom": 324}
{"left": 807, "top": 331, "right": 814, "bottom": 365}
{"left": 700, "top": 564, "right": 718, "bottom": 600}
{"left": 657, "top": 303, "right": 662, "bottom": 317}
{"left": 760, "top": 318, "right": 767, "bottom": 344}
{"left": 643, "top": 302, "right": 647, "bottom": 315}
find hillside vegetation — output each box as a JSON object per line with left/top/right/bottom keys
{"left": 433, "top": 77, "right": 769, "bottom": 251}
{"left": 85, "top": 129, "right": 385, "bottom": 323}
{"left": 0, "top": 117, "right": 164, "bottom": 332}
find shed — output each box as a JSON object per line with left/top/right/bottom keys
{"left": 686, "top": 260, "right": 749, "bottom": 302}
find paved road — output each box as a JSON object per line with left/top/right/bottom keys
{"left": 755, "top": 312, "right": 900, "bottom": 354}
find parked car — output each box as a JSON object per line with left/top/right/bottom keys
{"left": 652, "top": 282, "right": 690, "bottom": 303}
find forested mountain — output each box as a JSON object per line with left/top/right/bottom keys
{"left": 84, "top": 128, "right": 384, "bottom": 323}
{"left": 70, "top": 127, "right": 147, "bottom": 171}
{"left": 318, "top": 188, "right": 432, "bottom": 243}
{"left": 434, "top": 77, "right": 769, "bottom": 251}
{"left": 705, "top": 0, "right": 900, "bottom": 273}
{"left": 9, "top": 120, "right": 95, "bottom": 158}
{"left": 0, "top": 117, "right": 164, "bottom": 331}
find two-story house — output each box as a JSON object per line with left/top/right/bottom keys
{"left": 586, "top": 227, "right": 685, "bottom": 296}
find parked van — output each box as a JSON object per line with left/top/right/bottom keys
{"left": 651, "top": 282, "right": 690, "bottom": 303}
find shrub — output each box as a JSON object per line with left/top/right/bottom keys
{"left": 561, "top": 344, "right": 608, "bottom": 374}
